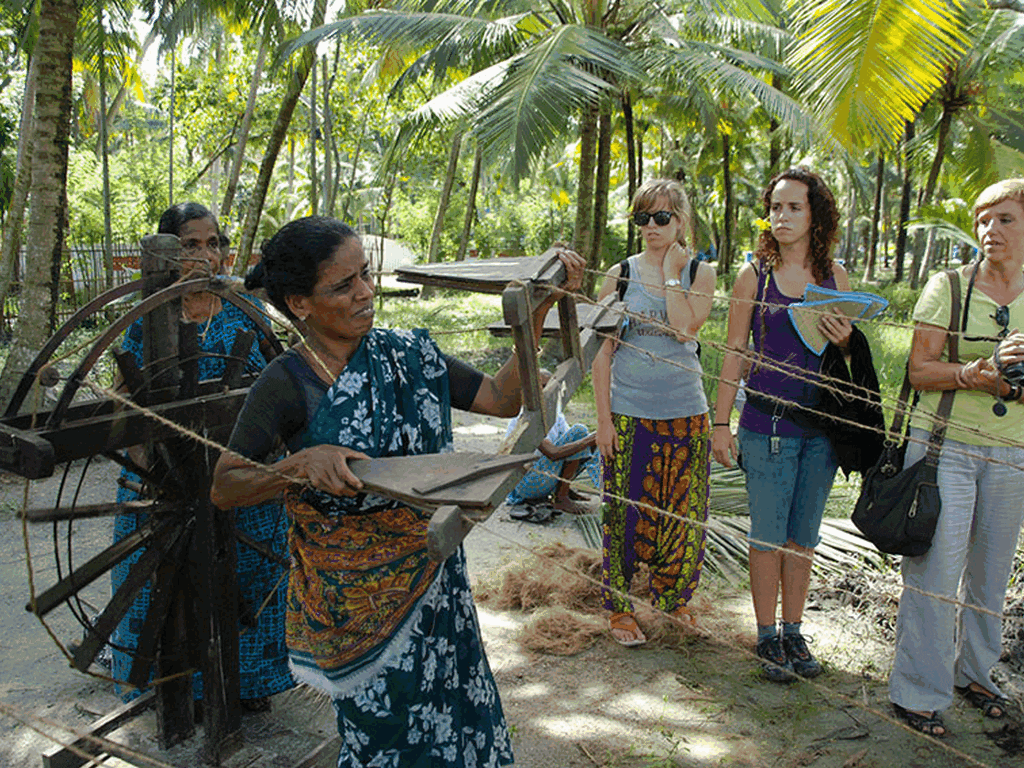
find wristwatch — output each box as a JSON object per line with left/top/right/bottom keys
{"left": 664, "top": 278, "right": 681, "bottom": 288}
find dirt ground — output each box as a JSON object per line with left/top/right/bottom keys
{"left": 1, "top": 409, "right": 1023, "bottom": 768}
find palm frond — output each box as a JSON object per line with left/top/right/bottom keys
{"left": 471, "top": 24, "right": 637, "bottom": 178}
{"left": 906, "top": 217, "right": 979, "bottom": 251}
{"left": 279, "top": 9, "right": 529, "bottom": 73}
{"left": 787, "top": 0, "right": 969, "bottom": 149}
{"left": 635, "top": 41, "right": 820, "bottom": 149}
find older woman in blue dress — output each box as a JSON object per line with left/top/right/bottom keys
{"left": 110, "top": 202, "right": 291, "bottom": 712}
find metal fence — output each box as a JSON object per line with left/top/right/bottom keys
{"left": 2, "top": 242, "right": 143, "bottom": 335}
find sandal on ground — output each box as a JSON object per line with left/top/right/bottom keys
{"left": 609, "top": 612, "right": 647, "bottom": 647}
{"left": 671, "top": 605, "right": 697, "bottom": 626}
{"left": 892, "top": 703, "right": 948, "bottom": 737}
{"left": 241, "top": 697, "right": 272, "bottom": 713}
{"left": 956, "top": 683, "right": 1012, "bottom": 719}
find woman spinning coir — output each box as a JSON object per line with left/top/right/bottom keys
{"left": 211, "top": 216, "right": 585, "bottom": 766}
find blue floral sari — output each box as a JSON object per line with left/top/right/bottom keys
{"left": 284, "top": 328, "right": 513, "bottom": 768}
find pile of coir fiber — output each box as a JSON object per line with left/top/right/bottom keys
{"left": 475, "top": 542, "right": 711, "bottom": 655}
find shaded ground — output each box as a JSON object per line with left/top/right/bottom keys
{"left": 0, "top": 409, "right": 1021, "bottom": 767}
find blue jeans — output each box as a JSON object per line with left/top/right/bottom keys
{"left": 738, "top": 428, "right": 838, "bottom": 551}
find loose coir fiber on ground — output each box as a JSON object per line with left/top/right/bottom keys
{"left": 475, "top": 542, "right": 717, "bottom": 655}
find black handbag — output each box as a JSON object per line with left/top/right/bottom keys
{"left": 851, "top": 270, "right": 960, "bottom": 557}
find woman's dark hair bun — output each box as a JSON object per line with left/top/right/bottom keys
{"left": 245, "top": 260, "right": 266, "bottom": 290}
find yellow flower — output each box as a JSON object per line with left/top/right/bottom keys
{"left": 754, "top": 217, "right": 771, "bottom": 232}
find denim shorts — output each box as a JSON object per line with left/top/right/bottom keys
{"left": 737, "top": 427, "right": 838, "bottom": 551}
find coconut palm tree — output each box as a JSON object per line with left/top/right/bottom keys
{"left": 282, "top": 1, "right": 809, "bottom": 288}
{"left": 0, "top": 0, "right": 78, "bottom": 412}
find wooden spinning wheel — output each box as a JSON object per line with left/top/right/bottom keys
{"left": 0, "top": 240, "right": 618, "bottom": 766}
{"left": 4, "top": 234, "right": 287, "bottom": 763}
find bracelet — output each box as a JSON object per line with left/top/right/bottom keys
{"left": 1000, "top": 383, "right": 1023, "bottom": 402}
{"left": 712, "top": 422, "right": 731, "bottom": 428}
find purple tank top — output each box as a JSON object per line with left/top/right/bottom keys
{"left": 738, "top": 266, "right": 836, "bottom": 437}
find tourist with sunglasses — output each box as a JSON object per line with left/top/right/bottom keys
{"left": 592, "top": 178, "right": 716, "bottom": 646}
{"left": 712, "top": 168, "right": 851, "bottom": 682}
{"left": 889, "top": 179, "right": 1024, "bottom": 737}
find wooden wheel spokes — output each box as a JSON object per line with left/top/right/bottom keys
{"left": 71, "top": 518, "right": 190, "bottom": 674}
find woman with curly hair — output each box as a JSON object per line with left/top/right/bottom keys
{"left": 712, "top": 168, "right": 851, "bottom": 681}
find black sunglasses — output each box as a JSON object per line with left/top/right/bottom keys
{"left": 969, "top": 304, "right": 1012, "bottom": 342}
{"left": 633, "top": 210, "right": 675, "bottom": 227}
{"left": 993, "top": 305, "right": 1010, "bottom": 337}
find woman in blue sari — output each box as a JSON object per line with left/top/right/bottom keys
{"left": 211, "top": 216, "right": 585, "bottom": 767}
{"left": 111, "top": 202, "right": 292, "bottom": 711}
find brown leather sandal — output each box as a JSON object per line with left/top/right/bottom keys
{"left": 609, "top": 612, "right": 647, "bottom": 647}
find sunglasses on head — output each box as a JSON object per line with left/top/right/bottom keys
{"left": 633, "top": 210, "right": 675, "bottom": 227}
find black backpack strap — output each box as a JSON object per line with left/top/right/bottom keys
{"left": 616, "top": 258, "right": 630, "bottom": 302}
{"left": 689, "top": 257, "right": 699, "bottom": 286}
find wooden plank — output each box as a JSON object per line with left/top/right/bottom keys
{"left": 503, "top": 283, "right": 544, "bottom": 416}
{"left": 347, "top": 452, "right": 533, "bottom": 510}
{"left": 0, "top": 421, "right": 55, "bottom": 478}
{"left": 219, "top": 329, "right": 256, "bottom": 390}
{"left": 487, "top": 299, "right": 620, "bottom": 338}
{"left": 557, "top": 295, "right": 582, "bottom": 362}
{"left": 294, "top": 735, "right": 342, "bottom": 768}
{"left": 394, "top": 253, "right": 562, "bottom": 294}
{"left": 41, "top": 690, "right": 156, "bottom": 768}
{"left": 426, "top": 505, "right": 472, "bottom": 562}
{"left": 499, "top": 357, "right": 584, "bottom": 456}
{"left": 27, "top": 389, "right": 249, "bottom": 471}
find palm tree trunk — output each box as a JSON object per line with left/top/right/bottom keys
{"left": 169, "top": 44, "right": 175, "bottom": 205}
{"left": 769, "top": 72, "right": 783, "bottom": 176}
{"left": 575, "top": 103, "right": 599, "bottom": 293}
{"left": 455, "top": 141, "right": 482, "bottom": 262}
{"left": 844, "top": 185, "right": 857, "bottom": 271}
{"left": 623, "top": 90, "right": 637, "bottom": 257}
{"left": 0, "top": 0, "right": 77, "bottom": 412}
{"left": 342, "top": 111, "right": 369, "bottom": 221}
{"left": 309, "top": 61, "right": 318, "bottom": 216}
{"left": 721, "top": 130, "right": 734, "bottom": 275}
{"left": 0, "top": 51, "right": 38, "bottom": 312}
{"left": 420, "top": 130, "right": 463, "bottom": 300}
{"left": 866, "top": 151, "right": 884, "bottom": 282}
{"left": 220, "top": 35, "right": 268, "bottom": 223}
{"left": 234, "top": 0, "right": 326, "bottom": 275}
{"left": 914, "top": 105, "right": 954, "bottom": 287}
{"left": 591, "top": 106, "right": 613, "bottom": 288}
{"left": 321, "top": 57, "right": 335, "bottom": 216}
{"left": 894, "top": 120, "right": 915, "bottom": 283}
{"left": 98, "top": 7, "right": 113, "bottom": 293}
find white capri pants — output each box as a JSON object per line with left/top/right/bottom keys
{"left": 889, "top": 428, "right": 1024, "bottom": 713}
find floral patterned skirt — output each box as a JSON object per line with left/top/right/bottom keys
{"left": 312, "top": 548, "right": 513, "bottom": 767}
{"left": 601, "top": 412, "right": 710, "bottom": 614}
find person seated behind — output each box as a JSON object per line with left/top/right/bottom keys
{"left": 504, "top": 407, "right": 600, "bottom": 516}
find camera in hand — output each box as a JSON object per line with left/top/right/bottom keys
{"left": 993, "top": 357, "right": 1024, "bottom": 417}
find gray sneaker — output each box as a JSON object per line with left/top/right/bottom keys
{"left": 756, "top": 635, "right": 794, "bottom": 683}
{"left": 782, "top": 632, "right": 822, "bottom": 678}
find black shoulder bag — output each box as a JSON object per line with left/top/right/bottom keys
{"left": 851, "top": 270, "right": 961, "bottom": 557}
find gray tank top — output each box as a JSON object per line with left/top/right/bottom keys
{"left": 609, "top": 255, "right": 708, "bottom": 419}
